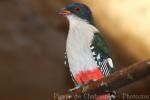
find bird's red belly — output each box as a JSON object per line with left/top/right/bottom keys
{"left": 75, "top": 67, "right": 104, "bottom": 84}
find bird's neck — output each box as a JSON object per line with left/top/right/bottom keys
{"left": 67, "top": 14, "right": 96, "bottom": 31}
{"left": 67, "top": 14, "right": 98, "bottom": 44}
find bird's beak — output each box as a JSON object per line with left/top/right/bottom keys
{"left": 58, "top": 8, "right": 71, "bottom": 16}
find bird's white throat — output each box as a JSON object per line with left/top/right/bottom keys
{"left": 66, "top": 14, "right": 99, "bottom": 76}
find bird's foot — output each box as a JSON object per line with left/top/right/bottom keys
{"left": 68, "top": 84, "right": 81, "bottom": 92}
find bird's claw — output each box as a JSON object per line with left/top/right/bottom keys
{"left": 68, "top": 84, "right": 81, "bottom": 92}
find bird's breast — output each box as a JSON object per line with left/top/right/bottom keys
{"left": 66, "top": 26, "right": 98, "bottom": 77}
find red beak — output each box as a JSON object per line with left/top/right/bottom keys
{"left": 58, "top": 9, "right": 71, "bottom": 16}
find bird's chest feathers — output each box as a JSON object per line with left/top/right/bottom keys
{"left": 66, "top": 16, "right": 98, "bottom": 76}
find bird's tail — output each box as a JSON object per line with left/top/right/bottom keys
{"left": 95, "top": 91, "right": 116, "bottom": 100}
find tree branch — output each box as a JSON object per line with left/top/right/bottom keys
{"left": 53, "top": 59, "right": 150, "bottom": 100}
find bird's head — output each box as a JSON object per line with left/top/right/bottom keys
{"left": 58, "top": 3, "right": 95, "bottom": 25}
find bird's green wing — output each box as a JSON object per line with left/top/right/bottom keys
{"left": 92, "top": 32, "right": 111, "bottom": 57}
{"left": 90, "top": 32, "right": 114, "bottom": 76}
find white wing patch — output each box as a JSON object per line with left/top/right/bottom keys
{"left": 92, "top": 52, "right": 96, "bottom": 56}
{"left": 97, "top": 54, "right": 100, "bottom": 60}
{"left": 90, "top": 46, "right": 94, "bottom": 49}
{"left": 107, "top": 58, "right": 114, "bottom": 68}
{"left": 90, "top": 43, "right": 114, "bottom": 76}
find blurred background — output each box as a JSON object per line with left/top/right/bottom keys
{"left": 0, "top": 0, "right": 149, "bottom": 100}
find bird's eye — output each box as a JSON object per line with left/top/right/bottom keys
{"left": 75, "top": 7, "right": 80, "bottom": 11}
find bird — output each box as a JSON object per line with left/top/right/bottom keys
{"left": 59, "top": 3, "right": 116, "bottom": 100}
